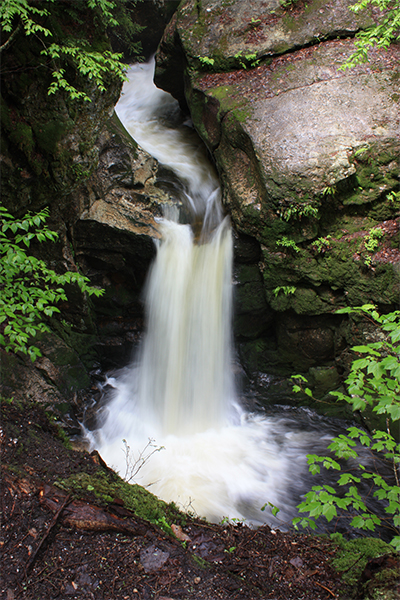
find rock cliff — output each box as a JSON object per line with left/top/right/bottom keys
{"left": 0, "top": 2, "right": 177, "bottom": 408}
{"left": 155, "top": 0, "right": 400, "bottom": 379}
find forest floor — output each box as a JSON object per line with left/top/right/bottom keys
{"left": 1, "top": 398, "right": 398, "bottom": 600}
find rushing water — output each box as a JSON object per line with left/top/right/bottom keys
{"left": 88, "top": 61, "right": 357, "bottom": 527}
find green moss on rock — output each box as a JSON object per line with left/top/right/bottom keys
{"left": 331, "top": 534, "right": 394, "bottom": 589}
{"left": 57, "top": 470, "right": 185, "bottom": 526}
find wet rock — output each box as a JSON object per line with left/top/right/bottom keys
{"left": 233, "top": 263, "right": 273, "bottom": 339}
{"left": 70, "top": 112, "right": 182, "bottom": 367}
{"left": 239, "top": 312, "right": 343, "bottom": 376}
{"left": 0, "top": 332, "right": 91, "bottom": 407}
{"left": 308, "top": 366, "right": 340, "bottom": 398}
{"left": 110, "top": 0, "right": 181, "bottom": 61}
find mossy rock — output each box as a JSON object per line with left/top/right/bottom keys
{"left": 56, "top": 470, "right": 186, "bottom": 527}
{"left": 330, "top": 534, "right": 397, "bottom": 596}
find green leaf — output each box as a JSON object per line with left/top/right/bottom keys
{"left": 351, "top": 515, "right": 366, "bottom": 529}
{"left": 322, "top": 503, "right": 337, "bottom": 522}
{"left": 352, "top": 345, "right": 380, "bottom": 355}
{"left": 390, "top": 537, "right": 400, "bottom": 551}
{"left": 388, "top": 404, "right": 400, "bottom": 421}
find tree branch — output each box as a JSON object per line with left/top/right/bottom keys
{"left": 0, "top": 22, "right": 21, "bottom": 54}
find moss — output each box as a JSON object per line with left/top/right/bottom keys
{"left": 33, "top": 119, "right": 71, "bottom": 154}
{"left": 62, "top": 365, "right": 91, "bottom": 391}
{"left": 207, "top": 84, "right": 253, "bottom": 124}
{"left": 308, "top": 366, "right": 340, "bottom": 398}
{"left": 231, "top": 106, "right": 252, "bottom": 122}
{"left": 260, "top": 218, "right": 400, "bottom": 315}
{"left": 330, "top": 534, "right": 394, "bottom": 588}
{"left": 343, "top": 145, "right": 399, "bottom": 206}
{"left": 4, "top": 463, "right": 30, "bottom": 480}
{"left": 59, "top": 331, "right": 98, "bottom": 370}
{"left": 55, "top": 423, "right": 72, "bottom": 450}
{"left": 0, "top": 94, "right": 12, "bottom": 130}
{"left": 9, "top": 122, "right": 35, "bottom": 158}
{"left": 57, "top": 470, "right": 185, "bottom": 526}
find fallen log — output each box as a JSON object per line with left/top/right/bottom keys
{"left": 40, "top": 483, "right": 150, "bottom": 537}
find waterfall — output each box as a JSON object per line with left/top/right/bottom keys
{"left": 91, "top": 61, "right": 339, "bottom": 525}
{"left": 137, "top": 219, "right": 234, "bottom": 436}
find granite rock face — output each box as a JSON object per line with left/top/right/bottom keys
{"left": 155, "top": 0, "right": 400, "bottom": 376}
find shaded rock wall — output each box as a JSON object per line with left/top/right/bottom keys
{"left": 155, "top": 0, "right": 400, "bottom": 378}
{"left": 0, "top": 2, "right": 179, "bottom": 407}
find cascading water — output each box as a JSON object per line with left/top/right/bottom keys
{"left": 90, "top": 61, "right": 347, "bottom": 525}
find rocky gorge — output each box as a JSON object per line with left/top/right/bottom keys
{"left": 1, "top": 0, "right": 399, "bottom": 422}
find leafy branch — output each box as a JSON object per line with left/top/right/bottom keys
{"left": 340, "top": 0, "right": 400, "bottom": 69}
{"left": 276, "top": 237, "right": 301, "bottom": 253}
{"left": 0, "top": 0, "right": 132, "bottom": 101}
{"left": 42, "top": 43, "right": 126, "bottom": 102}
{"left": 291, "top": 305, "right": 400, "bottom": 550}
{"left": 0, "top": 204, "right": 103, "bottom": 362}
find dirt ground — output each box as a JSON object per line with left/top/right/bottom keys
{"left": 1, "top": 399, "right": 397, "bottom": 600}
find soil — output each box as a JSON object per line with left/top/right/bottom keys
{"left": 0, "top": 399, "right": 396, "bottom": 600}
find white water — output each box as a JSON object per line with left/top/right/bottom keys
{"left": 91, "top": 61, "right": 336, "bottom": 525}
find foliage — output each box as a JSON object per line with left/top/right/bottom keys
{"left": 279, "top": 0, "right": 302, "bottom": 8}
{"left": 198, "top": 55, "right": 215, "bottom": 68}
{"left": 292, "top": 305, "right": 400, "bottom": 550}
{"left": 234, "top": 51, "right": 260, "bottom": 69}
{"left": 276, "top": 237, "right": 301, "bottom": 253}
{"left": 273, "top": 285, "right": 297, "bottom": 297}
{"left": 0, "top": 0, "right": 142, "bottom": 102}
{"left": 42, "top": 43, "right": 127, "bottom": 102}
{"left": 331, "top": 305, "right": 400, "bottom": 420}
{"left": 278, "top": 203, "right": 319, "bottom": 221}
{"left": 363, "top": 227, "right": 384, "bottom": 266}
{"left": 387, "top": 189, "right": 400, "bottom": 208}
{"left": 340, "top": 0, "right": 400, "bottom": 69}
{"left": 0, "top": 204, "right": 103, "bottom": 362}
{"left": 353, "top": 146, "right": 369, "bottom": 158}
{"left": 312, "top": 235, "right": 332, "bottom": 254}
{"left": 220, "top": 516, "right": 246, "bottom": 525}
{"left": 321, "top": 185, "right": 336, "bottom": 196}
{"left": 291, "top": 373, "right": 314, "bottom": 398}
{"left": 261, "top": 501, "right": 280, "bottom": 517}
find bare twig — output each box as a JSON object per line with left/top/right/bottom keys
{"left": 24, "top": 493, "right": 71, "bottom": 578}
{"left": 314, "top": 580, "right": 336, "bottom": 597}
{"left": 122, "top": 438, "right": 164, "bottom": 483}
